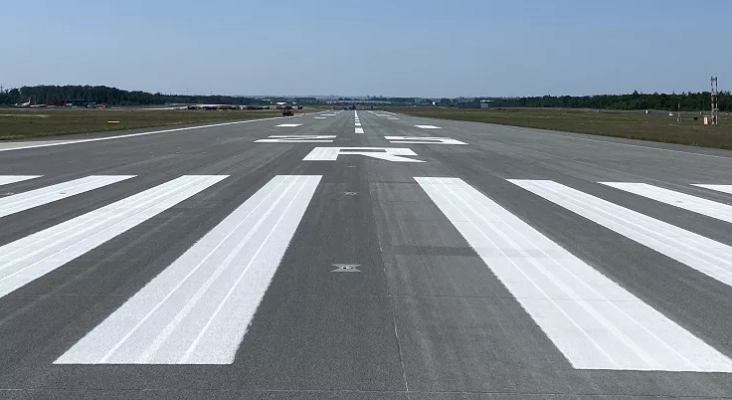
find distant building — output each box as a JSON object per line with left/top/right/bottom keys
{"left": 480, "top": 100, "right": 493, "bottom": 109}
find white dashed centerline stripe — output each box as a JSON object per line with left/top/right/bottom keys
{"left": 417, "top": 177, "right": 732, "bottom": 372}
{"left": 510, "top": 180, "right": 732, "bottom": 289}
{"left": 275, "top": 124, "right": 302, "bottom": 128}
{"left": 0, "top": 175, "right": 135, "bottom": 219}
{"left": 0, "top": 175, "right": 227, "bottom": 299}
{"left": 601, "top": 182, "right": 732, "bottom": 224}
{"left": 0, "top": 176, "right": 41, "bottom": 186}
{"left": 355, "top": 127, "right": 365, "bottom": 134}
{"left": 56, "top": 175, "right": 321, "bottom": 364}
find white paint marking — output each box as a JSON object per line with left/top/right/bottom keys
{"left": 417, "top": 177, "right": 732, "bottom": 372}
{"left": 602, "top": 182, "right": 732, "bottom": 224}
{"left": 275, "top": 124, "right": 302, "bottom": 128}
{"left": 56, "top": 175, "right": 320, "bottom": 364}
{"left": 355, "top": 127, "right": 365, "bottom": 134}
{"left": 0, "top": 176, "right": 41, "bottom": 186}
{"left": 0, "top": 175, "right": 227, "bottom": 299}
{"left": 384, "top": 136, "right": 467, "bottom": 145}
{"left": 387, "top": 117, "right": 399, "bottom": 120}
{"left": 303, "top": 147, "right": 424, "bottom": 163}
{"left": 254, "top": 135, "right": 335, "bottom": 143}
{"left": 0, "top": 118, "right": 286, "bottom": 153}
{"left": 510, "top": 180, "right": 732, "bottom": 289}
{"left": 0, "top": 176, "right": 135, "bottom": 219}
{"left": 693, "top": 185, "right": 732, "bottom": 195}
{"left": 314, "top": 117, "right": 327, "bottom": 120}
{"left": 355, "top": 123, "right": 362, "bottom": 127}
{"left": 414, "top": 125, "right": 441, "bottom": 129}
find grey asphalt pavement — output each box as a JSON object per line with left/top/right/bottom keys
{"left": 1, "top": 109, "right": 732, "bottom": 399}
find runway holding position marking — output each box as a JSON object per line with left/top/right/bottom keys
{"left": 56, "top": 175, "right": 321, "bottom": 364}
{"left": 417, "top": 177, "right": 732, "bottom": 372}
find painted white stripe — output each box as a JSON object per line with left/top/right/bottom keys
{"left": 0, "top": 176, "right": 41, "bottom": 186}
{"left": 355, "top": 127, "right": 365, "bottom": 134}
{"left": 602, "top": 182, "right": 732, "bottom": 224}
{"left": 56, "top": 175, "right": 320, "bottom": 364}
{"left": 314, "top": 116, "right": 327, "bottom": 119}
{"left": 303, "top": 147, "right": 423, "bottom": 162}
{"left": 510, "top": 180, "right": 732, "bottom": 289}
{"left": 0, "top": 175, "right": 227, "bottom": 299}
{"left": 0, "top": 117, "right": 286, "bottom": 153}
{"left": 385, "top": 136, "right": 467, "bottom": 145}
{"left": 254, "top": 135, "right": 335, "bottom": 143}
{"left": 417, "top": 177, "right": 732, "bottom": 372}
{"left": 0, "top": 175, "right": 134, "bottom": 219}
{"left": 415, "top": 125, "right": 441, "bottom": 129}
{"left": 355, "top": 123, "right": 362, "bottom": 127}
{"left": 693, "top": 184, "right": 732, "bottom": 195}
{"left": 275, "top": 124, "right": 302, "bottom": 128}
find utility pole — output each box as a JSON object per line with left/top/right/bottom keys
{"left": 711, "top": 76, "right": 719, "bottom": 125}
{"left": 677, "top": 101, "right": 681, "bottom": 123}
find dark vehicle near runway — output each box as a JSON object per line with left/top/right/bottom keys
{"left": 282, "top": 106, "right": 294, "bottom": 116}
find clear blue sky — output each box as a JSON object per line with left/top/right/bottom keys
{"left": 2, "top": 0, "right": 730, "bottom": 97}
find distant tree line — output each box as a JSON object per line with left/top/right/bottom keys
{"left": 487, "top": 91, "right": 730, "bottom": 112}
{"left": 0, "top": 85, "right": 727, "bottom": 111}
{"left": 0, "top": 85, "right": 309, "bottom": 107}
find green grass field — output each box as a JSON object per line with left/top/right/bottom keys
{"left": 393, "top": 107, "right": 732, "bottom": 149}
{"left": 0, "top": 108, "right": 288, "bottom": 140}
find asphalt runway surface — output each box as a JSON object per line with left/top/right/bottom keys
{"left": 1, "top": 109, "right": 732, "bottom": 399}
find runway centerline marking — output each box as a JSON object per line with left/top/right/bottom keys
{"left": 275, "top": 124, "right": 302, "bottom": 128}
{"left": 417, "top": 177, "right": 732, "bottom": 372}
{"left": 415, "top": 125, "right": 441, "bottom": 129}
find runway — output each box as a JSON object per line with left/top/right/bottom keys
{"left": 2, "top": 109, "right": 732, "bottom": 398}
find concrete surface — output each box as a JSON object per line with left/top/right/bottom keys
{"left": 1, "top": 109, "right": 732, "bottom": 399}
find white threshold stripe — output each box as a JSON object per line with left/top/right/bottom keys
{"left": 510, "top": 180, "right": 732, "bottom": 288}
{"left": 0, "top": 176, "right": 134, "bottom": 219}
{"left": 0, "top": 117, "right": 285, "bottom": 153}
{"left": 0, "top": 176, "right": 41, "bottom": 186}
{"left": 417, "top": 177, "right": 732, "bottom": 372}
{"left": 0, "top": 175, "right": 227, "bottom": 299}
{"left": 56, "top": 175, "right": 321, "bottom": 364}
{"left": 355, "top": 127, "right": 365, "bottom": 134}
{"left": 694, "top": 184, "right": 732, "bottom": 195}
{"left": 602, "top": 182, "right": 732, "bottom": 224}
